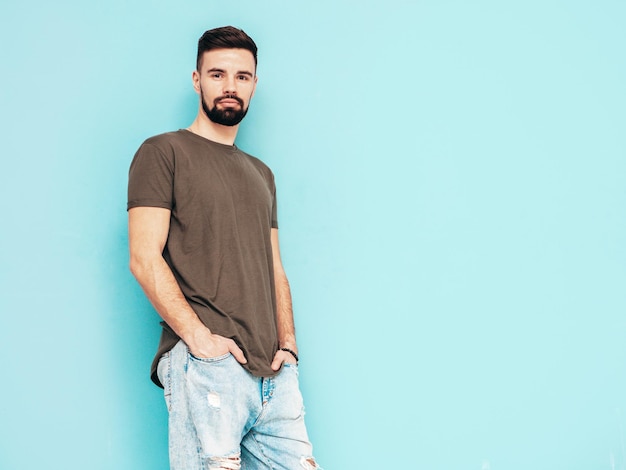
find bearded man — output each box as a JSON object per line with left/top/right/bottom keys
{"left": 127, "top": 26, "right": 320, "bottom": 470}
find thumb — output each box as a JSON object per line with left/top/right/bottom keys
{"left": 230, "top": 344, "right": 247, "bottom": 364}
{"left": 271, "top": 355, "right": 283, "bottom": 371}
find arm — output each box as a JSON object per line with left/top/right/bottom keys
{"left": 128, "top": 206, "right": 246, "bottom": 363}
{"left": 270, "top": 228, "right": 299, "bottom": 370}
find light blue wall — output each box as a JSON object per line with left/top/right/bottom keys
{"left": 1, "top": 1, "right": 625, "bottom": 469}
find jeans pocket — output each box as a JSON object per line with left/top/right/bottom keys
{"left": 157, "top": 352, "right": 172, "bottom": 412}
{"left": 187, "top": 351, "right": 232, "bottom": 364}
{"left": 282, "top": 362, "right": 299, "bottom": 377}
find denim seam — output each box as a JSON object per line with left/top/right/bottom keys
{"left": 248, "top": 431, "right": 274, "bottom": 469}
{"left": 165, "top": 353, "right": 172, "bottom": 412}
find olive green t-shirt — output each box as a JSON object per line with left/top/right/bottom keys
{"left": 127, "top": 129, "right": 279, "bottom": 387}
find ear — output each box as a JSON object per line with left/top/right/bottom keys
{"left": 192, "top": 70, "right": 201, "bottom": 94}
{"left": 250, "top": 75, "right": 258, "bottom": 99}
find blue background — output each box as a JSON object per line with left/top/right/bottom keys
{"left": 1, "top": 1, "right": 625, "bottom": 469}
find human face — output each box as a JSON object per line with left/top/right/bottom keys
{"left": 193, "top": 48, "right": 257, "bottom": 127}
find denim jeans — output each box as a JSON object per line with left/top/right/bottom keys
{"left": 157, "top": 340, "right": 320, "bottom": 470}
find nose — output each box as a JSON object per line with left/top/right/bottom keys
{"left": 223, "top": 75, "right": 237, "bottom": 96}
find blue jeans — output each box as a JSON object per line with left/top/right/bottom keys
{"left": 157, "top": 340, "right": 320, "bottom": 470}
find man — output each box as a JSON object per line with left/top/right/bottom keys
{"left": 127, "top": 26, "right": 320, "bottom": 470}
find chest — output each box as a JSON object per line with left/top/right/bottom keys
{"left": 171, "top": 151, "right": 273, "bottom": 220}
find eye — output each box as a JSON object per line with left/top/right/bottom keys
{"left": 211, "top": 72, "right": 223, "bottom": 79}
{"left": 237, "top": 75, "right": 249, "bottom": 81}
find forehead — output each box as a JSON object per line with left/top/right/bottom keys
{"left": 199, "top": 48, "right": 256, "bottom": 72}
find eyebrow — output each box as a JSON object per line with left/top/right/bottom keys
{"left": 206, "top": 67, "right": 254, "bottom": 77}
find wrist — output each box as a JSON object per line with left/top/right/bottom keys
{"left": 183, "top": 325, "right": 213, "bottom": 351}
{"left": 279, "top": 337, "right": 297, "bottom": 352}
{"left": 280, "top": 347, "right": 299, "bottom": 363}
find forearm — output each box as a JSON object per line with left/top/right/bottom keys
{"left": 130, "top": 254, "right": 208, "bottom": 349}
{"left": 268, "top": 228, "right": 299, "bottom": 369}
{"left": 274, "top": 268, "right": 297, "bottom": 352}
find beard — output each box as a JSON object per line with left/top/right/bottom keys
{"left": 201, "top": 88, "right": 248, "bottom": 126}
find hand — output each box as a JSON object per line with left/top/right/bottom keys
{"left": 271, "top": 348, "right": 297, "bottom": 371}
{"left": 187, "top": 328, "right": 247, "bottom": 364}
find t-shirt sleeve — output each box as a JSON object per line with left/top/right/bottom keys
{"left": 127, "top": 142, "right": 174, "bottom": 211}
{"left": 268, "top": 170, "right": 278, "bottom": 229}
{"left": 271, "top": 185, "right": 278, "bottom": 229}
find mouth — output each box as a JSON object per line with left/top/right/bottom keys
{"left": 217, "top": 97, "right": 243, "bottom": 107}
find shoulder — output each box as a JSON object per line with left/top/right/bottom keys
{"left": 130, "top": 131, "right": 187, "bottom": 176}
{"left": 132, "top": 130, "right": 194, "bottom": 166}
{"left": 140, "top": 130, "right": 188, "bottom": 153}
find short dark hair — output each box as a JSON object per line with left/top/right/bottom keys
{"left": 196, "top": 26, "right": 258, "bottom": 71}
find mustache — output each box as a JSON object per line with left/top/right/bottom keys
{"left": 214, "top": 94, "right": 244, "bottom": 107}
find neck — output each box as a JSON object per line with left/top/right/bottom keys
{"left": 187, "top": 113, "right": 239, "bottom": 146}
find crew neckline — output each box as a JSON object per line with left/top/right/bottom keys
{"left": 179, "top": 129, "right": 238, "bottom": 150}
